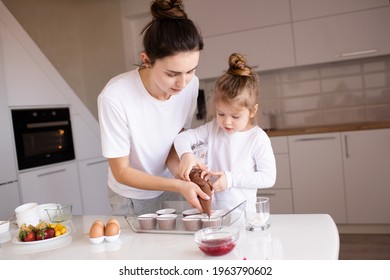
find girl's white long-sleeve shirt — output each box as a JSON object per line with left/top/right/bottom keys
{"left": 174, "top": 119, "right": 276, "bottom": 204}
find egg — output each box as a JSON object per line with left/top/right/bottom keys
{"left": 106, "top": 218, "right": 121, "bottom": 230}
{"left": 93, "top": 219, "right": 104, "bottom": 227}
{"left": 104, "top": 222, "right": 119, "bottom": 236}
{"left": 89, "top": 222, "right": 104, "bottom": 238}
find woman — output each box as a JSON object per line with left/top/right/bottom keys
{"left": 98, "top": 0, "right": 209, "bottom": 215}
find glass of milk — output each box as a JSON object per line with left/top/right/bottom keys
{"left": 245, "top": 197, "right": 271, "bottom": 231}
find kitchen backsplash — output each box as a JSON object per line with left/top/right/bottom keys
{"left": 198, "top": 55, "right": 390, "bottom": 130}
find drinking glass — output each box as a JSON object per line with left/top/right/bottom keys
{"left": 245, "top": 197, "right": 270, "bottom": 231}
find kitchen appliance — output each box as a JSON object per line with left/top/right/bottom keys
{"left": 11, "top": 107, "right": 75, "bottom": 170}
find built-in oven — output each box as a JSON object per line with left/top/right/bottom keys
{"left": 11, "top": 107, "right": 75, "bottom": 170}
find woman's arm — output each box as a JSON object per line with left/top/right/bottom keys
{"left": 109, "top": 156, "right": 210, "bottom": 211}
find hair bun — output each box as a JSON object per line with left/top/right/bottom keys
{"left": 227, "top": 53, "right": 252, "bottom": 77}
{"left": 151, "top": 0, "right": 187, "bottom": 20}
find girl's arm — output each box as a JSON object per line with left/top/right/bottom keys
{"left": 211, "top": 137, "right": 276, "bottom": 192}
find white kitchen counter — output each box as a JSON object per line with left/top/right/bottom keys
{"left": 0, "top": 214, "right": 339, "bottom": 260}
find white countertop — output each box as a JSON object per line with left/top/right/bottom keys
{"left": 0, "top": 214, "right": 339, "bottom": 260}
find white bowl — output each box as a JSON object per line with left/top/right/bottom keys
{"left": 0, "top": 232, "right": 11, "bottom": 243}
{"left": 0, "top": 221, "right": 10, "bottom": 234}
{"left": 15, "top": 202, "right": 38, "bottom": 215}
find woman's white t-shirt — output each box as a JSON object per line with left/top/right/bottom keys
{"left": 98, "top": 69, "right": 198, "bottom": 199}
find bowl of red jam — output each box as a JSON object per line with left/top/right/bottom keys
{"left": 194, "top": 226, "right": 239, "bottom": 256}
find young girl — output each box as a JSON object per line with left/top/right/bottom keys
{"left": 98, "top": 0, "right": 210, "bottom": 215}
{"left": 174, "top": 53, "right": 276, "bottom": 205}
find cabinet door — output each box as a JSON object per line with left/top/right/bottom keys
{"left": 289, "top": 133, "right": 347, "bottom": 223}
{"left": 185, "top": 0, "right": 291, "bottom": 37}
{"left": 257, "top": 189, "right": 293, "bottom": 214}
{"left": 196, "top": 24, "right": 295, "bottom": 79}
{"left": 19, "top": 162, "right": 83, "bottom": 215}
{"left": 294, "top": 7, "right": 390, "bottom": 66}
{"left": 342, "top": 129, "right": 390, "bottom": 223}
{"left": 0, "top": 182, "right": 20, "bottom": 220}
{"left": 291, "top": 0, "right": 389, "bottom": 21}
{"left": 265, "top": 137, "right": 293, "bottom": 213}
{"left": 78, "top": 158, "right": 112, "bottom": 215}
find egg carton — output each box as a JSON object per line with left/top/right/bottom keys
{"left": 125, "top": 200, "right": 245, "bottom": 235}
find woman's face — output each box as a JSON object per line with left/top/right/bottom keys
{"left": 144, "top": 51, "right": 200, "bottom": 100}
{"left": 215, "top": 98, "right": 257, "bottom": 134}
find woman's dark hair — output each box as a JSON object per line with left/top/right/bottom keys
{"left": 141, "top": 0, "right": 204, "bottom": 65}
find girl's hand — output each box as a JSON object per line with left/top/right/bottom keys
{"left": 178, "top": 153, "right": 208, "bottom": 181}
{"left": 209, "top": 171, "right": 228, "bottom": 192}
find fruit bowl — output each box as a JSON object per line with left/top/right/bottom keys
{"left": 194, "top": 226, "right": 239, "bottom": 256}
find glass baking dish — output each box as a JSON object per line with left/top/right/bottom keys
{"left": 125, "top": 200, "right": 245, "bottom": 235}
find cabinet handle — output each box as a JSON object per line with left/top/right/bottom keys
{"left": 37, "top": 168, "right": 66, "bottom": 177}
{"left": 335, "top": 49, "right": 378, "bottom": 58}
{"left": 294, "top": 136, "right": 335, "bottom": 142}
{"left": 257, "top": 193, "right": 276, "bottom": 197}
{"left": 344, "top": 135, "right": 349, "bottom": 159}
{"left": 0, "top": 179, "right": 18, "bottom": 186}
{"left": 86, "top": 159, "right": 107, "bottom": 166}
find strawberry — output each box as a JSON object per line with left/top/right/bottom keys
{"left": 36, "top": 229, "right": 46, "bottom": 240}
{"left": 18, "top": 230, "right": 28, "bottom": 242}
{"left": 44, "top": 228, "right": 55, "bottom": 239}
{"left": 24, "top": 232, "right": 36, "bottom": 242}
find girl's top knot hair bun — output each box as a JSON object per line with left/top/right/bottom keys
{"left": 151, "top": 0, "right": 187, "bottom": 20}
{"left": 227, "top": 53, "right": 253, "bottom": 77}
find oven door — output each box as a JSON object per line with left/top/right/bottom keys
{"left": 12, "top": 109, "right": 75, "bottom": 170}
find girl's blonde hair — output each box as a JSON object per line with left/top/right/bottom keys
{"left": 210, "top": 53, "right": 260, "bottom": 124}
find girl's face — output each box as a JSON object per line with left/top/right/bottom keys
{"left": 215, "top": 98, "right": 257, "bottom": 134}
{"left": 142, "top": 51, "right": 200, "bottom": 100}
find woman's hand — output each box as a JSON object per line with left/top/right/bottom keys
{"left": 177, "top": 179, "right": 211, "bottom": 212}
{"left": 209, "top": 171, "right": 228, "bottom": 192}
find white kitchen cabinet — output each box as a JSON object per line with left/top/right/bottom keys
{"left": 0, "top": 19, "right": 18, "bottom": 184}
{"left": 293, "top": 7, "right": 390, "bottom": 66}
{"left": 0, "top": 24, "right": 20, "bottom": 220}
{"left": 19, "top": 162, "right": 83, "bottom": 215}
{"left": 196, "top": 24, "right": 295, "bottom": 79}
{"left": 342, "top": 129, "right": 390, "bottom": 224}
{"left": 257, "top": 189, "right": 293, "bottom": 214}
{"left": 0, "top": 182, "right": 20, "bottom": 220}
{"left": 290, "top": 0, "right": 389, "bottom": 21}
{"left": 78, "top": 157, "right": 112, "bottom": 215}
{"left": 288, "top": 133, "right": 347, "bottom": 223}
{"left": 185, "top": 0, "right": 291, "bottom": 37}
{"left": 257, "top": 136, "right": 293, "bottom": 214}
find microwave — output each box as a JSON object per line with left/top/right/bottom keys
{"left": 11, "top": 107, "right": 75, "bottom": 170}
